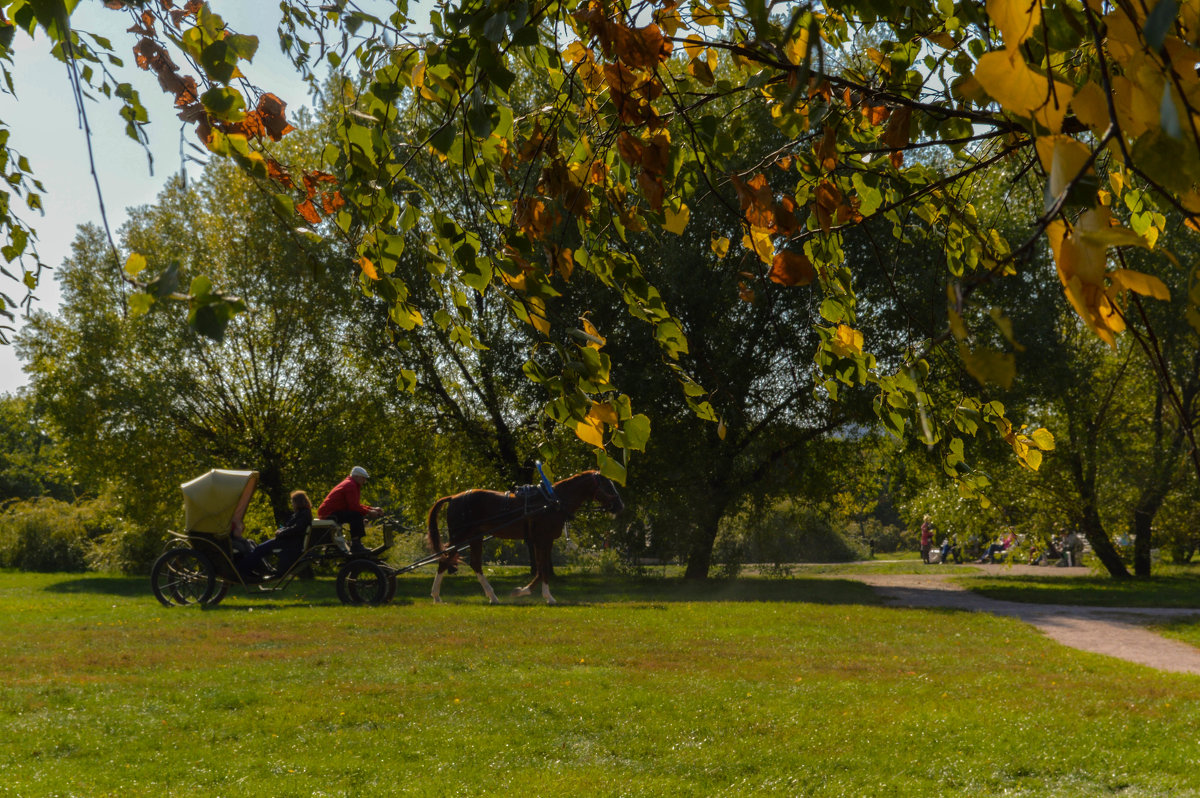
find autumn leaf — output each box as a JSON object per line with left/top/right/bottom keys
{"left": 711, "top": 235, "right": 730, "bottom": 259}
{"left": 296, "top": 199, "right": 321, "bottom": 225}
{"left": 987, "top": 0, "right": 1042, "bottom": 48}
{"left": 769, "top": 251, "right": 816, "bottom": 286}
{"left": 664, "top": 203, "right": 689, "bottom": 234}
{"left": 829, "top": 324, "right": 863, "bottom": 357}
{"left": 359, "top": 256, "right": 379, "bottom": 281}
{"left": 575, "top": 415, "right": 605, "bottom": 447}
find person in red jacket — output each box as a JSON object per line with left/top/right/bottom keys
{"left": 318, "top": 466, "right": 381, "bottom": 555}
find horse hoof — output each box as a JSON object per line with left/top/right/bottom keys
{"left": 545, "top": 597, "right": 557, "bottom": 606}
{"left": 489, "top": 597, "right": 499, "bottom": 605}
{"left": 510, "top": 587, "right": 531, "bottom": 598}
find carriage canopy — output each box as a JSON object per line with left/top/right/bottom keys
{"left": 181, "top": 469, "right": 258, "bottom": 536}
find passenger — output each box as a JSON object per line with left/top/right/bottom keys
{"left": 318, "top": 466, "right": 381, "bottom": 555}
{"left": 240, "top": 490, "right": 313, "bottom": 579}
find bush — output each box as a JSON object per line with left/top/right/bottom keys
{"left": 0, "top": 497, "right": 97, "bottom": 572}
{"left": 717, "top": 500, "right": 869, "bottom": 570}
{"left": 86, "top": 519, "right": 167, "bottom": 574}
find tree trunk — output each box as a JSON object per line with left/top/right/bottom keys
{"left": 1080, "top": 505, "right": 1129, "bottom": 578}
{"left": 683, "top": 490, "right": 731, "bottom": 579}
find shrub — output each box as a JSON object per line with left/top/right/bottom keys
{"left": 718, "top": 500, "right": 869, "bottom": 569}
{"left": 0, "top": 497, "right": 96, "bottom": 572}
{"left": 86, "top": 519, "right": 167, "bottom": 574}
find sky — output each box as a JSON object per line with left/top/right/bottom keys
{"left": 0, "top": 3, "right": 401, "bottom": 395}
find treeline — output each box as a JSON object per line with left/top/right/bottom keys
{"left": 2, "top": 95, "right": 1198, "bottom": 579}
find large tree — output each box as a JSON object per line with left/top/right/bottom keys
{"left": 6, "top": 0, "right": 1200, "bottom": 550}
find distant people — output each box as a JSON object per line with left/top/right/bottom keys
{"left": 1032, "top": 536, "right": 1062, "bottom": 566}
{"left": 240, "top": 490, "right": 313, "bottom": 579}
{"left": 978, "top": 531, "right": 1015, "bottom": 564}
{"left": 938, "top": 537, "right": 961, "bottom": 565}
{"left": 1060, "top": 529, "right": 1084, "bottom": 567}
{"left": 920, "top": 515, "right": 934, "bottom": 564}
{"left": 318, "top": 466, "right": 381, "bottom": 555}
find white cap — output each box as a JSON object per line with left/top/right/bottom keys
{"left": 351, "top": 466, "right": 370, "bottom": 480}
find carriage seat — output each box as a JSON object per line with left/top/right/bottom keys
{"left": 305, "top": 519, "right": 350, "bottom": 553}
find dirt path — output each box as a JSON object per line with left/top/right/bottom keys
{"left": 840, "top": 567, "right": 1200, "bottom": 675}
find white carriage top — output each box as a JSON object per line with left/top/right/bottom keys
{"left": 180, "top": 469, "right": 259, "bottom": 536}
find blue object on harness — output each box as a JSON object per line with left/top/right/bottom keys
{"left": 535, "top": 461, "right": 558, "bottom": 504}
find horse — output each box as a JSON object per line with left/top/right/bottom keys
{"left": 426, "top": 470, "right": 624, "bottom": 604}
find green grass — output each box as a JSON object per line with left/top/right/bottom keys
{"left": 960, "top": 568, "right": 1200, "bottom": 608}
{"left": 3, "top": 569, "right": 1200, "bottom": 796}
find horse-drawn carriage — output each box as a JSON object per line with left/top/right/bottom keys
{"left": 151, "top": 465, "right": 625, "bottom": 608}
{"left": 150, "top": 469, "right": 398, "bottom": 607}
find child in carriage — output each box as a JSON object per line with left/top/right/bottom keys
{"left": 238, "top": 490, "right": 313, "bottom": 579}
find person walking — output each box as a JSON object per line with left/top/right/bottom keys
{"left": 920, "top": 514, "right": 934, "bottom": 564}
{"left": 318, "top": 466, "right": 381, "bottom": 555}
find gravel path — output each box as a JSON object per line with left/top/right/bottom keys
{"left": 841, "top": 567, "right": 1200, "bottom": 675}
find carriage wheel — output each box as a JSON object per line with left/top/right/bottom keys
{"left": 384, "top": 572, "right": 398, "bottom": 603}
{"left": 336, "top": 559, "right": 390, "bottom": 606}
{"left": 205, "top": 581, "right": 230, "bottom": 607}
{"left": 151, "top": 548, "right": 217, "bottom": 607}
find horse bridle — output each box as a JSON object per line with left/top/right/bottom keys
{"left": 593, "top": 472, "right": 623, "bottom": 514}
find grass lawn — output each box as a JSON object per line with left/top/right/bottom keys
{"left": 3, "top": 568, "right": 1200, "bottom": 796}
{"left": 959, "top": 567, "right": 1200, "bottom": 608}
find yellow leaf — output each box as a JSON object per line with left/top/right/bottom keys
{"left": 717, "top": 418, "right": 727, "bottom": 440}
{"left": 743, "top": 226, "right": 774, "bottom": 265}
{"left": 1030, "top": 427, "right": 1055, "bottom": 450}
{"left": 975, "top": 51, "right": 1071, "bottom": 128}
{"left": 682, "top": 35, "right": 706, "bottom": 60}
{"left": 1071, "top": 81, "right": 1111, "bottom": 134}
{"left": 574, "top": 416, "right": 604, "bottom": 447}
{"left": 1111, "top": 269, "right": 1171, "bottom": 300}
{"left": 1036, "top": 135, "right": 1092, "bottom": 199}
{"left": 581, "top": 316, "right": 606, "bottom": 348}
{"left": 563, "top": 41, "right": 590, "bottom": 64}
{"left": 529, "top": 296, "right": 550, "bottom": 336}
{"left": 987, "top": 0, "right": 1042, "bottom": 47}
{"left": 959, "top": 343, "right": 1016, "bottom": 389}
{"left": 711, "top": 235, "right": 730, "bottom": 259}
{"left": 588, "top": 401, "right": 619, "bottom": 425}
{"left": 124, "top": 252, "right": 147, "bottom": 276}
{"left": 664, "top": 203, "right": 690, "bottom": 235}
{"left": 360, "top": 256, "right": 379, "bottom": 280}
{"left": 829, "top": 324, "right": 863, "bottom": 357}
{"left": 784, "top": 27, "right": 810, "bottom": 65}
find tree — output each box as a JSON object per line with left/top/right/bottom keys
{"left": 8, "top": 0, "right": 1200, "bottom": 540}
{"left": 15, "top": 136, "right": 409, "bottom": 528}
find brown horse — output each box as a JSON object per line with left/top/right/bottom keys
{"left": 426, "top": 470, "right": 624, "bottom": 604}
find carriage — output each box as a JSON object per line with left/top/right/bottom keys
{"left": 149, "top": 469, "right": 398, "bottom": 607}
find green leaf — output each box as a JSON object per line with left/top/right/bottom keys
{"left": 622, "top": 414, "right": 651, "bottom": 451}
{"left": 595, "top": 451, "right": 627, "bottom": 485}
{"left": 127, "top": 292, "right": 154, "bottom": 317}
{"left": 200, "top": 87, "right": 247, "bottom": 122}
{"left": 1144, "top": 0, "right": 1178, "bottom": 51}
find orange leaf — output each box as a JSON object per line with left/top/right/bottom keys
{"left": 817, "top": 125, "right": 838, "bottom": 172}
{"left": 359, "top": 256, "right": 379, "bottom": 281}
{"left": 769, "top": 251, "right": 816, "bottom": 286}
{"left": 296, "top": 200, "right": 321, "bottom": 225}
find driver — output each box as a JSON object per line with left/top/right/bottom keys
{"left": 317, "top": 466, "right": 381, "bottom": 556}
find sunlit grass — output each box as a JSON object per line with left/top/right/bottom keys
{"left": 2, "top": 570, "right": 1200, "bottom": 796}
{"left": 960, "top": 569, "right": 1200, "bottom": 608}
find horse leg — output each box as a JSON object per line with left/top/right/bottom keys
{"left": 536, "top": 542, "right": 556, "bottom": 605}
{"left": 470, "top": 540, "right": 499, "bottom": 604}
{"left": 431, "top": 565, "right": 447, "bottom": 603}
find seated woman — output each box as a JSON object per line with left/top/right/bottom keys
{"left": 239, "top": 490, "right": 313, "bottom": 579}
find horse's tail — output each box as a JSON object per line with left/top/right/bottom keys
{"left": 427, "top": 496, "right": 453, "bottom": 556}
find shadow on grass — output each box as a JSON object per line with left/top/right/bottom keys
{"left": 389, "top": 572, "right": 884, "bottom": 607}
{"left": 962, "top": 574, "right": 1200, "bottom": 608}
{"left": 39, "top": 570, "right": 884, "bottom": 607}
{"left": 44, "top": 576, "right": 146, "bottom": 597}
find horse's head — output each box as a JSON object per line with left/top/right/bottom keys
{"left": 593, "top": 473, "right": 624, "bottom": 516}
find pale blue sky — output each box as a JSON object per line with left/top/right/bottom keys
{"left": 0, "top": 2, "right": 406, "bottom": 394}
